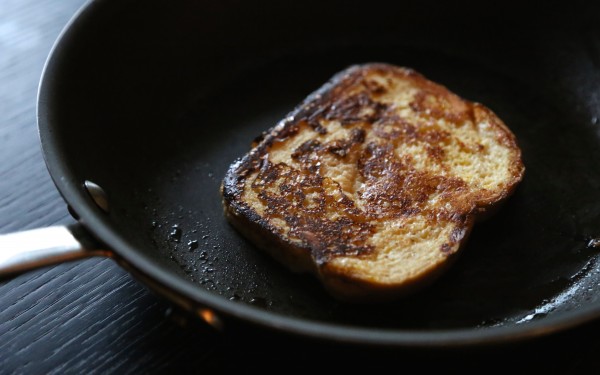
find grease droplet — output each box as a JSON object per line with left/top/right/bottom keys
{"left": 517, "top": 312, "right": 548, "bottom": 323}
{"left": 477, "top": 318, "right": 503, "bottom": 328}
{"left": 587, "top": 238, "right": 600, "bottom": 249}
{"left": 169, "top": 226, "right": 182, "bottom": 242}
{"left": 249, "top": 297, "right": 270, "bottom": 308}
{"left": 188, "top": 240, "right": 199, "bottom": 251}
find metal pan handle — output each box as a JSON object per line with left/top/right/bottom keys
{"left": 0, "top": 225, "right": 225, "bottom": 330}
{"left": 0, "top": 224, "right": 112, "bottom": 278}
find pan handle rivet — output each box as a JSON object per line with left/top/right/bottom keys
{"left": 84, "top": 180, "right": 109, "bottom": 213}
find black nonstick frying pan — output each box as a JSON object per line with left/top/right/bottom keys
{"left": 2, "top": 0, "right": 600, "bottom": 347}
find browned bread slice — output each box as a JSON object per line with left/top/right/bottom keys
{"left": 221, "top": 63, "right": 524, "bottom": 302}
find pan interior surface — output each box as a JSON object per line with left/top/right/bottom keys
{"left": 39, "top": 0, "right": 600, "bottom": 343}
{"left": 128, "top": 50, "right": 600, "bottom": 330}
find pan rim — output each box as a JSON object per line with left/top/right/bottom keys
{"left": 35, "top": 0, "right": 600, "bottom": 347}
{"left": 127, "top": 254, "right": 600, "bottom": 347}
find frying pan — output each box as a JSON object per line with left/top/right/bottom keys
{"left": 2, "top": 0, "right": 600, "bottom": 347}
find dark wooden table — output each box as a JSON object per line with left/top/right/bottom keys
{"left": 1, "top": 0, "right": 600, "bottom": 373}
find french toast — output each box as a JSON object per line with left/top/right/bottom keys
{"left": 221, "top": 63, "right": 524, "bottom": 302}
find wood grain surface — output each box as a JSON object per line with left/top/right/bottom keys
{"left": 1, "top": 0, "right": 599, "bottom": 373}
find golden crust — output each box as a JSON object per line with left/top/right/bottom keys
{"left": 221, "top": 63, "right": 525, "bottom": 302}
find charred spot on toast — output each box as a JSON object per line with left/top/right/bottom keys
{"left": 248, "top": 159, "right": 375, "bottom": 262}
{"left": 357, "top": 141, "right": 471, "bottom": 220}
